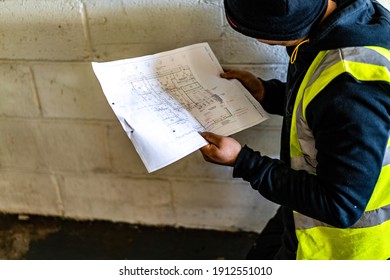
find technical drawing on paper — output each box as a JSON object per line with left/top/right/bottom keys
{"left": 92, "top": 43, "right": 268, "bottom": 172}
{"left": 121, "top": 63, "right": 243, "bottom": 140}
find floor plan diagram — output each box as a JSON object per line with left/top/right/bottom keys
{"left": 124, "top": 64, "right": 240, "bottom": 141}
{"left": 92, "top": 43, "right": 268, "bottom": 172}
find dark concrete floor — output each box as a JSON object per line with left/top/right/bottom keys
{"left": 0, "top": 214, "right": 257, "bottom": 260}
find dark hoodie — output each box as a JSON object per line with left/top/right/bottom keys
{"left": 233, "top": 0, "right": 390, "bottom": 259}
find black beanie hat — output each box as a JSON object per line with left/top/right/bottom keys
{"left": 224, "top": 0, "right": 328, "bottom": 41}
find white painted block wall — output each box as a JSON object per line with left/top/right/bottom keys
{"left": 0, "top": 0, "right": 388, "bottom": 232}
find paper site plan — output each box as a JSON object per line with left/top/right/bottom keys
{"left": 92, "top": 43, "right": 268, "bottom": 172}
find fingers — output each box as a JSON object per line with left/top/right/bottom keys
{"left": 220, "top": 69, "right": 258, "bottom": 86}
{"left": 199, "top": 144, "right": 216, "bottom": 163}
{"left": 199, "top": 132, "right": 223, "bottom": 163}
{"left": 199, "top": 132, "right": 242, "bottom": 166}
{"left": 220, "top": 69, "right": 246, "bottom": 80}
{"left": 201, "top": 152, "right": 214, "bottom": 163}
{"left": 220, "top": 70, "right": 235, "bottom": 79}
{"left": 220, "top": 68, "right": 265, "bottom": 103}
{"left": 200, "top": 132, "right": 221, "bottom": 147}
{"left": 199, "top": 140, "right": 219, "bottom": 164}
{"left": 199, "top": 132, "right": 218, "bottom": 159}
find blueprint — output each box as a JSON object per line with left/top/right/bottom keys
{"left": 92, "top": 43, "right": 268, "bottom": 172}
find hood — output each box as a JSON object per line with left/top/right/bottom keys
{"left": 290, "top": 0, "right": 390, "bottom": 55}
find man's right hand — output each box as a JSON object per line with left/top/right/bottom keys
{"left": 220, "top": 68, "right": 265, "bottom": 103}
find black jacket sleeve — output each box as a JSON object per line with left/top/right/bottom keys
{"left": 233, "top": 75, "right": 390, "bottom": 228}
{"left": 260, "top": 79, "right": 286, "bottom": 116}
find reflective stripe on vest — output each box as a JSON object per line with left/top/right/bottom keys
{"left": 290, "top": 46, "right": 390, "bottom": 260}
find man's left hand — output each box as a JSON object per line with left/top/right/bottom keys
{"left": 199, "top": 132, "right": 242, "bottom": 166}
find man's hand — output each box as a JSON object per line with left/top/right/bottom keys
{"left": 221, "top": 68, "right": 265, "bottom": 102}
{"left": 199, "top": 132, "right": 242, "bottom": 166}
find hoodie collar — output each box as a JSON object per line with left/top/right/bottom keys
{"left": 287, "top": 0, "right": 390, "bottom": 63}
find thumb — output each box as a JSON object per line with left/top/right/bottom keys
{"left": 220, "top": 70, "right": 239, "bottom": 80}
{"left": 200, "top": 132, "right": 221, "bottom": 146}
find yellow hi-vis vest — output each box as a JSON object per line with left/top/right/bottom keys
{"left": 290, "top": 46, "right": 390, "bottom": 260}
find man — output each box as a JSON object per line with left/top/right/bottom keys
{"left": 200, "top": 0, "right": 390, "bottom": 259}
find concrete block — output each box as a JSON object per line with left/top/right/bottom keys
{"left": 0, "top": 170, "right": 61, "bottom": 216}
{"left": 0, "top": 120, "right": 46, "bottom": 171}
{"left": 35, "top": 121, "right": 109, "bottom": 172}
{"left": 234, "top": 127, "right": 282, "bottom": 159}
{"left": 85, "top": 0, "right": 224, "bottom": 61}
{"left": 221, "top": 29, "right": 289, "bottom": 64}
{"left": 60, "top": 174, "right": 175, "bottom": 225}
{"left": 107, "top": 122, "right": 148, "bottom": 175}
{"left": 33, "top": 63, "right": 116, "bottom": 120}
{"left": 172, "top": 179, "right": 279, "bottom": 232}
{"left": 0, "top": 120, "right": 109, "bottom": 173}
{"left": 0, "top": 0, "right": 87, "bottom": 60}
{"left": 0, "top": 63, "right": 40, "bottom": 118}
